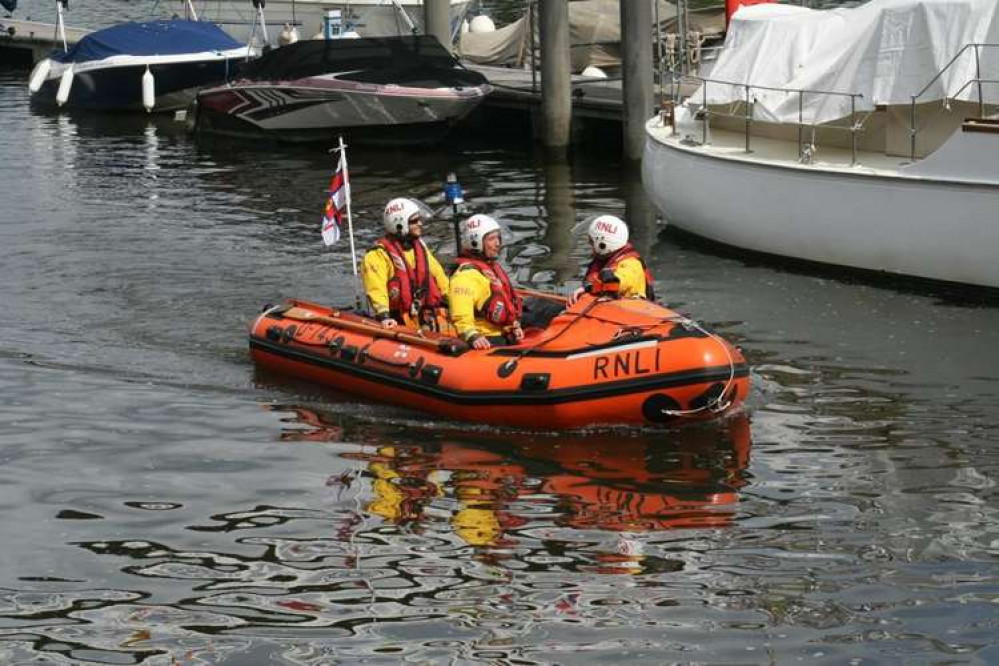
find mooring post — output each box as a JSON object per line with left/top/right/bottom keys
{"left": 424, "top": 0, "right": 451, "bottom": 49}
{"left": 540, "top": 0, "right": 571, "bottom": 154}
{"left": 621, "top": 0, "right": 654, "bottom": 161}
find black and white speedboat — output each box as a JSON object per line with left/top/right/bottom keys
{"left": 29, "top": 18, "right": 252, "bottom": 112}
{"left": 191, "top": 35, "right": 490, "bottom": 145}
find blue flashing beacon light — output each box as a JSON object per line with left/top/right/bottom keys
{"left": 444, "top": 171, "right": 464, "bottom": 206}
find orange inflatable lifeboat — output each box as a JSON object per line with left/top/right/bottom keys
{"left": 248, "top": 291, "right": 750, "bottom": 428}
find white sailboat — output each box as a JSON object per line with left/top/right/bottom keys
{"left": 643, "top": 0, "right": 999, "bottom": 290}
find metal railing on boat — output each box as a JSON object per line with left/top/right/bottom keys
{"left": 664, "top": 71, "right": 866, "bottom": 165}
{"left": 663, "top": 41, "right": 999, "bottom": 167}
{"left": 909, "top": 42, "right": 999, "bottom": 161}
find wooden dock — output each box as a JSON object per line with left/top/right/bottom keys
{"left": 467, "top": 63, "right": 698, "bottom": 125}
{"left": 0, "top": 18, "right": 89, "bottom": 65}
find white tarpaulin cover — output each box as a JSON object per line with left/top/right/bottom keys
{"left": 702, "top": 0, "right": 999, "bottom": 124}
{"left": 458, "top": 1, "right": 725, "bottom": 72}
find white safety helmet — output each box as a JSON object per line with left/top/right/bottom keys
{"left": 461, "top": 213, "right": 501, "bottom": 253}
{"left": 587, "top": 214, "right": 629, "bottom": 256}
{"left": 383, "top": 197, "right": 424, "bottom": 235}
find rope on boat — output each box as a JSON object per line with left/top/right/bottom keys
{"left": 581, "top": 309, "right": 740, "bottom": 417}
{"left": 658, "top": 315, "right": 739, "bottom": 417}
{"left": 497, "top": 296, "right": 604, "bottom": 375}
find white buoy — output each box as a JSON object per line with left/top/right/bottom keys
{"left": 582, "top": 65, "right": 608, "bottom": 79}
{"left": 142, "top": 66, "right": 155, "bottom": 112}
{"left": 278, "top": 23, "right": 300, "bottom": 45}
{"left": 55, "top": 64, "right": 74, "bottom": 106}
{"left": 28, "top": 58, "right": 52, "bottom": 93}
{"left": 469, "top": 15, "right": 495, "bottom": 33}
{"left": 342, "top": 30, "right": 361, "bottom": 39}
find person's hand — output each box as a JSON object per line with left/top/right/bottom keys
{"left": 380, "top": 318, "right": 398, "bottom": 329}
{"left": 567, "top": 286, "right": 585, "bottom": 306}
{"left": 509, "top": 323, "right": 524, "bottom": 342}
{"left": 470, "top": 335, "right": 491, "bottom": 350}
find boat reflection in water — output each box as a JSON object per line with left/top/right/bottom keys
{"left": 281, "top": 406, "right": 752, "bottom": 575}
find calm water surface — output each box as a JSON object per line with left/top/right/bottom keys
{"left": 1, "top": 27, "right": 999, "bottom": 666}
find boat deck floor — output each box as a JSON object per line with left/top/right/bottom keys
{"left": 647, "top": 118, "right": 912, "bottom": 176}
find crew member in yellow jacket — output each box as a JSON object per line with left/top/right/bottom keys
{"left": 567, "top": 214, "right": 656, "bottom": 304}
{"left": 448, "top": 214, "right": 524, "bottom": 350}
{"left": 362, "top": 197, "right": 449, "bottom": 330}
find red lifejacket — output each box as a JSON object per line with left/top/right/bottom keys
{"left": 455, "top": 255, "right": 523, "bottom": 327}
{"left": 584, "top": 243, "right": 656, "bottom": 300}
{"left": 375, "top": 236, "right": 443, "bottom": 321}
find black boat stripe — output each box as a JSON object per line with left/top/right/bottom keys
{"left": 250, "top": 336, "right": 749, "bottom": 406}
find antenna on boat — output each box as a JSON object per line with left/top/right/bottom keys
{"left": 444, "top": 171, "right": 464, "bottom": 257}
{"left": 183, "top": 0, "right": 198, "bottom": 21}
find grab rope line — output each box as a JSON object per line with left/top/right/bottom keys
{"left": 497, "top": 296, "right": 604, "bottom": 373}
{"left": 660, "top": 316, "right": 738, "bottom": 417}
{"left": 561, "top": 308, "right": 740, "bottom": 417}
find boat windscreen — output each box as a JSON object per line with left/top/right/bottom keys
{"left": 240, "top": 36, "right": 464, "bottom": 82}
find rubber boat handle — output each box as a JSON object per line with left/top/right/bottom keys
{"left": 279, "top": 306, "right": 467, "bottom": 355}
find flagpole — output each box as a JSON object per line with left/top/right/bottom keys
{"left": 337, "top": 135, "right": 363, "bottom": 310}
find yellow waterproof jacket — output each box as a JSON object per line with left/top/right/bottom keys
{"left": 612, "top": 256, "right": 649, "bottom": 299}
{"left": 448, "top": 265, "right": 507, "bottom": 340}
{"left": 362, "top": 242, "right": 449, "bottom": 318}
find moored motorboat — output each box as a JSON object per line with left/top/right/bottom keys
{"left": 191, "top": 35, "right": 490, "bottom": 144}
{"left": 28, "top": 19, "right": 252, "bottom": 112}
{"left": 249, "top": 293, "right": 749, "bottom": 429}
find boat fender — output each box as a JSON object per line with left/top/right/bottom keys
{"left": 142, "top": 66, "right": 155, "bottom": 112}
{"left": 469, "top": 15, "right": 495, "bottom": 33}
{"left": 278, "top": 23, "right": 299, "bottom": 45}
{"left": 497, "top": 359, "right": 518, "bottom": 378}
{"left": 266, "top": 325, "right": 283, "bottom": 342}
{"left": 281, "top": 325, "right": 297, "bottom": 343}
{"left": 340, "top": 345, "right": 359, "bottom": 361}
{"left": 520, "top": 373, "right": 549, "bottom": 392}
{"left": 28, "top": 58, "right": 52, "bottom": 93}
{"left": 420, "top": 365, "right": 442, "bottom": 385}
{"left": 55, "top": 64, "right": 74, "bottom": 106}
{"left": 327, "top": 336, "right": 345, "bottom": 354}
{"left": 407, "top": 357, "right": 425, "bottom": 378}
{"left": 641, "top": 394, "right": 682, "bottom": 423}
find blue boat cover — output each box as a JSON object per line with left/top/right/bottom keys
{"left": 53, "top": 19, "right": 242, "bottom": 64}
